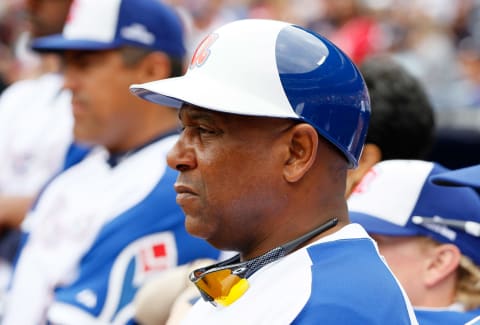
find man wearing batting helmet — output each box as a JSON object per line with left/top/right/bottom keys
{"left": 131, "top": 19, "right": 418, "bottom": 324}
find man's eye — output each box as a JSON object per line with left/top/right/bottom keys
{"left": 179, "top": 125, "right": 216, "bottom": 135}
{"left": 196, "top": 126, "right": 211, "bottom": 134}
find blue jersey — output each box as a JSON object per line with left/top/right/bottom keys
{"left": 3, "top": 135, "right": 220, "bottom": 325}
{"left": 182, "top": 224, "right": 418, "bottom": 324}
{"left": 414, "top": 307, "right": 480, "bottom": 325}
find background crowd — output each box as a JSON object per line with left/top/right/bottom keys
{"left": 1, "top": 0, "right": 479, "bottom": 167}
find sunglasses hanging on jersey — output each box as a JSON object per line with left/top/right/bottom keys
{"left": 189, "top": 217, "right": 339, "bottom": 307}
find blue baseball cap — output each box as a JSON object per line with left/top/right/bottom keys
{"left": 348, "top": 160, "right": 480, "bottom": 265}
{"left": 430, "top": 164, "right": 480, "bottom": 190}
{"left": 31, "top": 0, "right": 185, "bottom": 58}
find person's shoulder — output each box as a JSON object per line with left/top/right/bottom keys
{"left": 306, "top": 223, "right": 375, "bottom": 258}
{"left": 307, "top": 228, "right": 396, "bottom": 286}
{"left": 301, "top": 226, "right": 416, "bottom": 323}
{"left": 0, "top": 73, "right": 64, "bottom": 117}
{"left": 1, "top": 73, "right": 62, "bottom": 98}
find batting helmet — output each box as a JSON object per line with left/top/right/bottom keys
{"left": 131, "top": 19, "right": 370, "bottom": 168}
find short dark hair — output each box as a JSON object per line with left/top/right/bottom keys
{"left": 119, "top": 46, "right": 184, "bottom": 78}
{"left": 360, "top": 55, "right": 435, "bottom": 160}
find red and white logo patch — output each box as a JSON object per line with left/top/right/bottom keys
{"left": 139, "top": 242, "right": 168, "bottom": 273}
{"left": 66, "top": 0, "right": 80, "bottom": 24}
{"left": 133, "top": 232, "right": 177, "bottom": 285}
{"left": 190, "top": 33, "right": 219, "bottom": 69}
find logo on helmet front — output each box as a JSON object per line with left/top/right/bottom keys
{"left": 190, "top": 33, "right": 219, "bottom": 69}
{"left": 66, "top": 0, "right": 80, "bottom": 24}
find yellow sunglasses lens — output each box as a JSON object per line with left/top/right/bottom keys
{"left": 194, "top": 269, "right": 250, "bottom": 306}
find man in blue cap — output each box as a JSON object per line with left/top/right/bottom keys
{"left": 349, "top": 160, "right": 480, "bottom": 325}
{"left": 2, "top": 1, "right": 221, "bottom": 324}
{"left": 430, "top": 163, "right": 480, "bottom": 325}
{"left": 430, "top": 164, "right": 480, "bottom": 191}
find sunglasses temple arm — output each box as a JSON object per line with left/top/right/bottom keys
{"left": 280, "top": 217, "right": 339, "bottom": 255}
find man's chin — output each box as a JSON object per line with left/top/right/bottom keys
{"left": 184, "top": 216, "right": 210, "bottom": 240}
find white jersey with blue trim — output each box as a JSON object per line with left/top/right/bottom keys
{"left": 3, "top": 134, "right": 220, "bottom": 325}
{"left": 182, "top": 224, "right": 418, "bottom": 325}
{"left": 0, "top": 73, "right": 72, "bottom": 195}
{"left": 414, "top": 307, "right": 480, "bottom": 325}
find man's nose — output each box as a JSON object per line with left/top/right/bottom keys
{"left": 167, "top": 134, "right": 197, "bottom": 172}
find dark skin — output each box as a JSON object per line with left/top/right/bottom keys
{"left": 167, "top": 104, "right": 350, "bottom": 260}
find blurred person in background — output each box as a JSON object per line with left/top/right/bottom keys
{"left": 22, "top": 0, "right": 73, "bottom": 74}
{"left": 346, "top": 54, "right": 435, "bottom": 197}
{"left": 0, "top": 0, "right": 27, "bottom": 92}
{"left": 2, "top": 0, "right": 221, "bottom": 324}
{"left": 0, "top": 0, "right": 74, "bottom": 310}
{"left": 349, "top": 159, "right": 480, "bottom": 324}
{"left": 306, "top": 0, "right": 385, "bottom": 64}
{"left": 1, "top": 0, "right": 71, "bottom": 83}
{"left": 385, "top": 0, "right": 472, "bottom": 111}
{"left": 168, "top": 0, "right": 242, "bottom": 63}
{"left": 457, "top": 36, "right": 480, "bottom": 108}
{"left": 0, "top": 0, "right": 74, "bottom": 228}
{"left": 431, "top": 163, "right": 480, "bottom": 325}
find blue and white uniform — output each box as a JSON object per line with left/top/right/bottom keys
{"left": 182, "top": 224, "right": 418, "bottom": 324}
{"left": 3, "top": 134, "right": 220, "bottom": 325}
{"left": 414, "top": 307, "right": 480, "bottom": 325}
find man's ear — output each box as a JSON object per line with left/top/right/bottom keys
{"left": 346, "top": 143, "right": 382, "bottom": 198}
{"left": 425, "top": 244, "right": 461, "bottom": 287}
{"left": 136, "top": 52, "right": 172, "bottom": 82}
{"left": 283, "top": 124, "right": 318, "bottom": 183}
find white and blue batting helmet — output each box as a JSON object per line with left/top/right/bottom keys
{"left": 131, "top": 19, "right": 370, "bottom": 168}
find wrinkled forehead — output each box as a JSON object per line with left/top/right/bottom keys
{"left": 178, "top": 104, "right": 219, "bottom": 122}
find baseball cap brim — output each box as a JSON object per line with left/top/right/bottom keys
{"left": 350, "top": 212, "right": 420, "bottom": 237}
{"left": 130, "top": 76, "right": 299, "bottom": 119}
{"left": 31, "top": 34, "right": 123, "bottom": 52}
{"left": 430, "top": 165, "right": 480, "bottom": 189}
